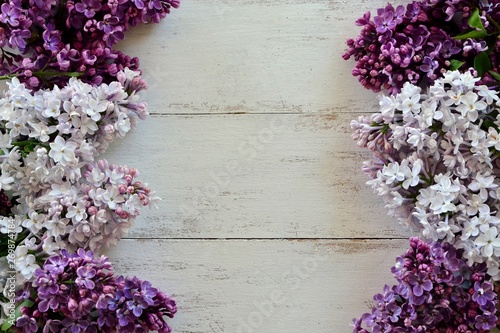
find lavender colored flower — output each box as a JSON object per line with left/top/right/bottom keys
{"left": 374, "top": 9, "right": 397, "bottom": 33}
{"left": 352, "top": 238, "right": 498, "bottom": 333}
{"left": 98, "top": 275, "right": 177, "bottom": 333}
{"left": 15, "top": 315, "right": 38, "bottom": 333}
{"left": 0, "top": 3, "right": 22, "bottom": 27}
{"left": 76, "top": 266, "right": 97, "bottom": 289}
{"left": 0, "top": 0, "right": 180, "bottom": 89}
{"left": 472, "top": 281, "right": 496, "bottom": 306}
{"left": 75, "top": 0, "right": 102, "bottom": 18}
{"left": 419, "top": 56, "right": 439, "bottom": 77}
{"left": 407, "top": 271, "right": 433, "bottom": 297}
{"left": 14, "top": 249, "right": 176, "bottom": 333}
{"left": 343, "top": 0, "right": 500, "bottom": 93}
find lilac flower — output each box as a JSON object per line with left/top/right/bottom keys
{"left": 104, "top": 26, "right": 125, "bottom": 46}
{"left": 149, "top": 0, "right": 167, "bottom": 11}
{"left": 475, "top": 314, "right": 498, "bottom": 330}
{"left": 390, "top": 257, "right": 406, "bottom": 279}
{"left": 0, "top": 0, "right": 179, "bottom": 89}
{"left": 0, "top": 3, "right": 22, "bottom": 27}
{"left": 16, "top": 249, "right": 176, "bottom": 332}
{"left": 0, "top": 70, "right": 159, "bottom": 261}
{"left": 133, "top": 0, "right": 145, "bottom": 9}
{"left": 352, "top": 238, "right": 498, "bottom": 332}
{"left": 407, "top": 272, "right": 432, "bottom": 296}
{"left": 440, "top": 40, "right": 461, "bottom": 58}
{"left": 419, "top": 56, "right": 438, "bottom": 78}
{"left": 9, "top": 28, "right": 31, "bottom": 50}
{"left": 472, "top": 281, "right": 496, "bottom": 306}
{"left": 383, "top": 302, "right": 401, "bottom": 323}
{"left": 42, "top": 28, "right": 62, "bottom": 52}
{"left": 343, "top": 0, "right": 500, "bottom": 93}
{"left": 97, "top": 14, "right": 120, "bottom": 34}
{"left": 76, "top": 266, "right": 97, "bottom": 289}
{"left": 16, "top": 315, "right": 38, "bottom": 333}
{"left": 450, "top": 288, "right": 470, "bottom": 308}
{"left": 351, "top": 70, "right": 500, "bottom": 278}
{"left": 127, "top": 295, "right": 150, "bottom": 317}
{"left": 75, "top": 0, "right": 102, "bottom": 18}
{"left": 34, "top": 271, "right": 59, "bottom": 295}
{"left": 374, "top": 11, "right": 397, "bottom": 34}
{"left": 43, "top": 320, "right": 63, "bottom": 333}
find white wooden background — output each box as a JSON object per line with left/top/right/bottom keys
{"left": 102, "top": 0, "right": 413, "bottom": 332}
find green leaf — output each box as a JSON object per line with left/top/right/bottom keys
{"left": 454, "top": 29, "right": 489, "bottom": 40}
{"left": 449, "top": 60, "right": 465, "bottom": 70}
{"left": 474, "top": 52, "right": 492, "bottom": 77}
{"left": 483, "top": 119, "right": 499, "bottom": 131}
{"left": 454, "top": 8, "right": 489, "bottom": 40}
{"left": 468, "top": 8, "right": 486, "bottom": 31}
{"left": 34, "top": 71, "right": 83, "bottom": 78}
{"left": 0, "top": 299, "right": 35, "bottom": 331}
{"left": 488, "top": 70, "right": 500, "bottom": 81}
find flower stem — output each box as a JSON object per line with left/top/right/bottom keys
{"left": 0, "top": 71, "right": 83, "bottom": 81}
{"left": 486, "top": 15, "right": 500, "bottom": 33}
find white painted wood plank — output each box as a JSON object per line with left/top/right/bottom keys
{"left": 102, "top": 113, "right": 409, "bottom": 239}
{"left": 107, "top": 239, "right": 407, "bottom": 333}
{"left": 117, "top": 0, "right": 406, "bottom": 115}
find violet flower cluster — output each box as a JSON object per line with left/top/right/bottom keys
{"left": 343, "top": 0, "right": 500, "bottom": 94}
{"left": 346, "top": 1, "right": 500, "bottom": 331}
{"left": 0, "top": 0, "right": 179, "bottom": 89}
{"left": 0, "top": 0, "right": 179, "bottom": 330}
{"left": 353, "top": 237, "right": 498, "bottom": 332}
{"left": 12, "top": 248, "right": 176, "bottom": 333}
{"left": 352, "top": 70, "right": 500, "bottom": 279}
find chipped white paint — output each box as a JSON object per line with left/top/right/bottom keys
{"left": 106, "top": 1, "right": 415, "bottom": 332}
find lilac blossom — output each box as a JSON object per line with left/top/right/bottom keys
{"left": 0, "top": 70, "right": 158, "bottom": 285}
{"left": 343, "top": 0, "right": 500, "bottom": 93}
{"left": 0, "top": 0, "right": 180, "bottom": 89}
{"left": 352, "top": 238, "right": 498, "bottom": 332}
{"left": 75, "top": 0, "right": 102, "bottom": 19}
{"left": 14, "top": 249, "right": 176, "bottom": 333}
{"left": 351, "top": 70, "right": 500, "bottom": 279}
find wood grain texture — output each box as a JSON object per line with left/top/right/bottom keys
{"left": 106, "top": 0, "right": 417, "bottom": 332}
{"left": 107, "top": 239, "right": 407, "bottom": 333}
{"left": 102, "top": 113, "right": 410, "bottom": 239}
{"left": 116, "top": 0, "right": 407, "bottom": 115}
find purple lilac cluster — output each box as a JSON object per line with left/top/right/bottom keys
{"left": 352, "top": 237, "right": 498, "bottom": 333}
{"left": 343, "top": 0, "right": 500, "bottom": 94}
{"left": 14, "top": 248, "right": 176, "bottom": 333}
{"left": 0, "top": 0, "right": 179, "bottom": 88}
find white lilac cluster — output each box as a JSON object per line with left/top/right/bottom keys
{"left": 0, "top": 69, "right": 158, "bottom": 283}
{"left": 1, "top": 161, "right": 158, "bottom": 279}
{"left": 351, "top": 70, "right": 500, "bottom": 279}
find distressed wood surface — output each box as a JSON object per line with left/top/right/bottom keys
{"left": 107, "top": 239, "right": 407, "bottom": 333}
{"left": 106, "top": 0, "right": 415, "bottom": 332}
{"left": 103, "top": 113, "right": 409, "bottom": 239}
{"left": 117, "top": 0, "right": 406, "bottom": 115}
